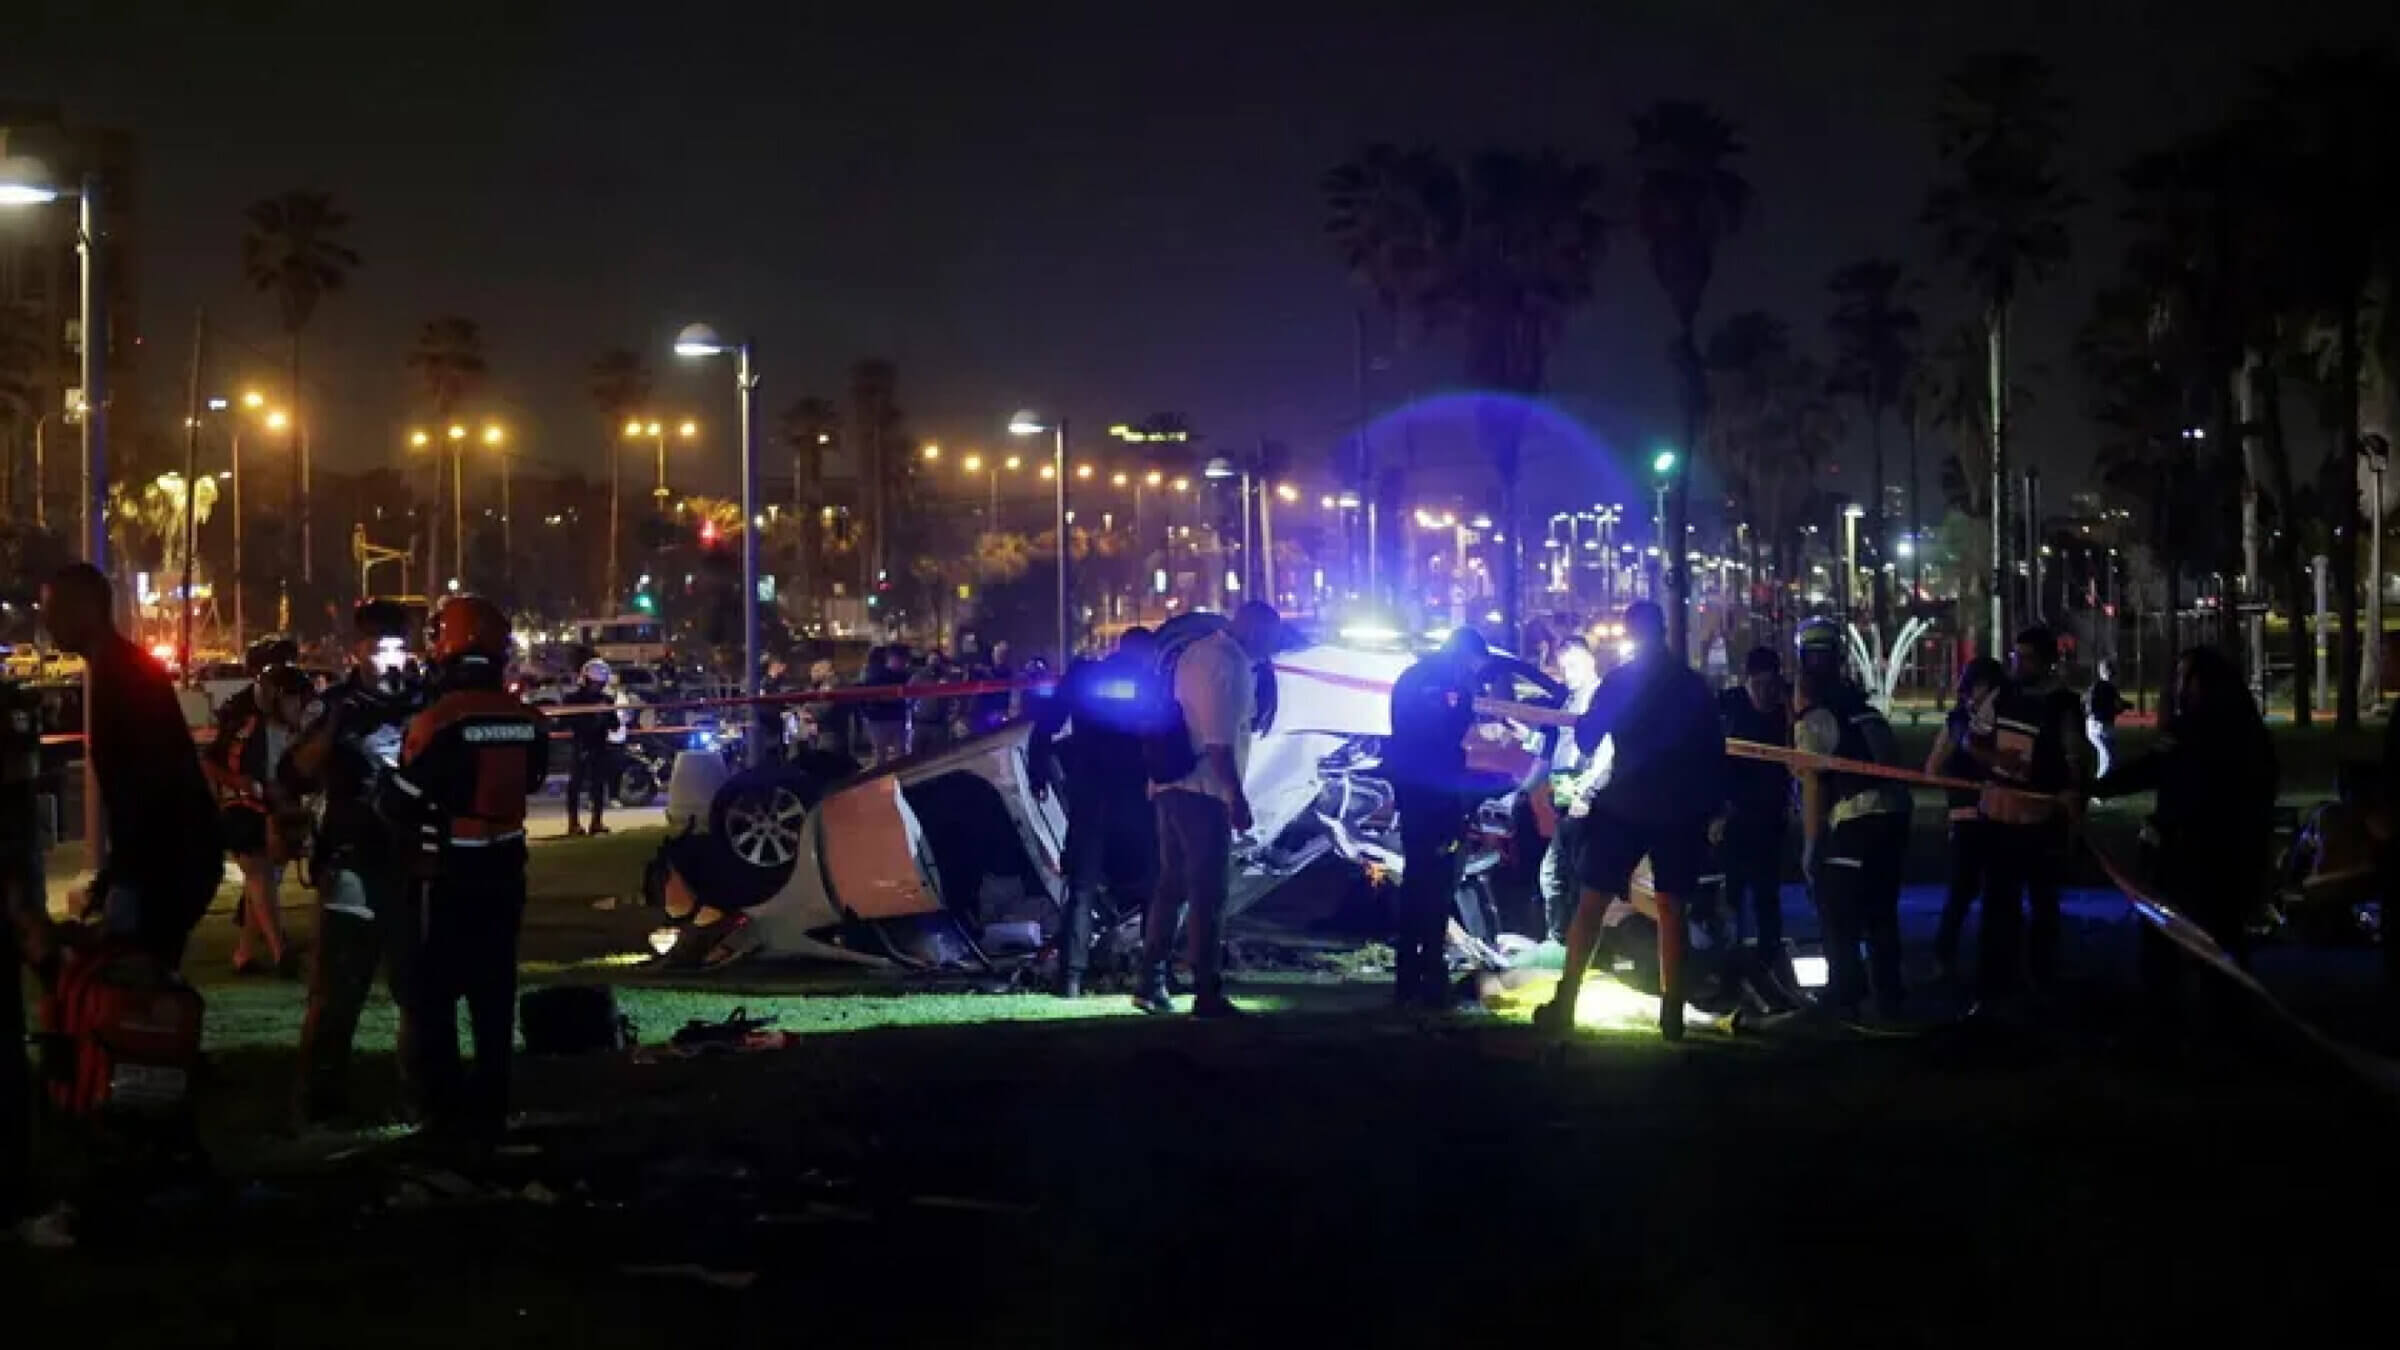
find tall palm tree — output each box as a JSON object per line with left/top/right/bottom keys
{"left": 778, "top": 395, "right": 841, "bottom": 618}
{"left": 1826, "top": 259, "right": 1923, "bottom": 627}
{"left": 1922, "top": 51, "right": 2078, "bottom": 649}
{"left": 1634, "top": 101, "right": 1752, "bottom": 658}
{"left": 588, "top": 349, "right": 651, "bottom": 610}
{"left": 406, "top": 317, "right": 488, "bottom": 591}
{"left": 241, "top": 190, "right": 360, "bottom": 595}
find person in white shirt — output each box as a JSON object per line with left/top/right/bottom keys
{"left": 1135, "top": 603, "right": 1279, "bottom": 1017}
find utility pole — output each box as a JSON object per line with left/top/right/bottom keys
{"left": 177, "top": 307, "right": 203, "bottom": 672}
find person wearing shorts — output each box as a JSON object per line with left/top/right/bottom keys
{"left": 1538, "top": 602, "right": 1725, "bottom": 1041}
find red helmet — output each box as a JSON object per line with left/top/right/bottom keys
{"left": 430, "top": 595, "right": 511, "bottom": 665}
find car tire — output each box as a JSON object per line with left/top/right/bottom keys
{"left": 615, "top": 759, "right": 661, "bottom": 809}
{"left": 708, "top": 765, "right": 832, "bottom": 880}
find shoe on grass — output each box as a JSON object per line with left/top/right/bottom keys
{"left": 1190, "top": 994, "right": 1248, "bottom": 1020}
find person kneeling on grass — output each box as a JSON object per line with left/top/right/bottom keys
{"left": 1537, "top": 602, "right": 1725, "bottom": 1042}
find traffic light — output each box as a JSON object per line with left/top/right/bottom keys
{"left": 633, "top": 592, "right": 656, "bottom": 614}
{"left": 700, "top": 519, "right": 720, "bottom": 546}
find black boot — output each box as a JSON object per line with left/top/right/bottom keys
{"left": 1131, "top": 964, "right": 1174, "bottom": 1014}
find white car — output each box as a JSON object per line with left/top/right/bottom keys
{"left": 650, "top": 614, "right": 1567, "bottom": 968}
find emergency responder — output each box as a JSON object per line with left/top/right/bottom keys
{"left": 1792, "top": 666, "right": 1913, "bottom": 1022}
{"left": 859, "top": 644, "right": 914, "bottom": 764}
{"left": 382, "top": 596, "right": 547, "bottom": 1146}
{"left": 205, "top": 638, "right": 308, "bottom": 974}
{"left": 1926, "top": 657, "right": 2005, "bottom": 987}
{"left": 1794, "top": 615, "right": 1847, "bottom": 687}
{"left": 1539, "top": 637, "right": 1602, "bottom": 942}
{"left": 1539, "top": 602, "right": 1725, "bottom": 1041}
{"left": 1028, "top": 627, "right": 1160, "bottom": 997}
{"left": 1386, "top": 628, "right": 1490, "bottom": 1010}
{"left": 40, "top": 565, "right": 222, "bottom": 966}
{"left": 282, "top": 599, "right": 426, "bottom": 1125}
{"left": 1972, "top": 626, "right": 2090, "bottom": 1002}
{"left": 2091, "top": 646, "right": 2276, "bottom": 1026}
{"left": 1717, "top": 646, "right": 1792, "bottom": 986}
{"left": 560, "top": 658, "right": 626, "bottom": 836}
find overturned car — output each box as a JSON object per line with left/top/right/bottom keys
{"left": 644, "top": 615, "right": 1569, "bottom": 971}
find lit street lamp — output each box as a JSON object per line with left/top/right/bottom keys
{"left": 673, "top": 323, "right": 764, "bottom": 768}
{"left": 225, "top": 393, "right": 287, "bottom": 647}
{"left": 0, "top": 156, "right": 107, "bottom": 866}
{"left": 1650, "top": 450, "right": 1678, "bottom": 600}
{"left": 1008, "top": 410, "right": 1070, "bottom": 660}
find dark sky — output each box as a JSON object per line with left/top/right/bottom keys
{"left": 5, "top": 0, "right": 2392, "bottom": 515}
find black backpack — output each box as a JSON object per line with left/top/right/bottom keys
{"left": 1139, "top": 642, "right": 1200, "bottom": 785}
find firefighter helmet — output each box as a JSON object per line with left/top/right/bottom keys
{"left": 581, "top": 657, "right": 613, "bottom": 685}
{"left": 430, "top": 595, "right": 512, "bottom": 665}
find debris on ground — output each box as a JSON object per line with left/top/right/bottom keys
{"left": 619, "top": 1264, "right": 758, "bottom": 1291}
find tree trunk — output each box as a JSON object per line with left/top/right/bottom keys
{"left": 1906, "top": 415, "right": 1924, "bottom": 605}
{"left": 1987, "top": 300, "right": 2011, "bottom": 650}
{"left": 2334, "top": 299, "right": 2365, "bottom": 732}
{"left": 1667, "top": 327, "right": 1702, "bottom": 664}
{"left": 2258, "top": 365, "right": 2311, "bottom": 727}
{"left": 1868, "top": 400, "right": 1889, "bottom": 632}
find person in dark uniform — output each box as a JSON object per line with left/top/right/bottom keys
{"left": 282, "top": 599, "right": 426, "bottom": 1124}
{"left": 1926, "top": 657, "right": 2004, "bottom": 986}
{"left": 1386, "top": 628, "right": 1490, "bottom": 1010}
{"left": 381, "top": 596, "right": 547, "bottom": 1146}
{"left": 1972, "top": 626, "right": 2091, "bottom": 1001}
{"left": 2092, "top": 646, "right": 2276, "bottom": 1025}
{"left": 1717, "top": 646, "right": 1792, "bottom": 984}
{"left": 559, "top": 658, "right": 625, "bottom": 837}
{"left": 1539, "top": 602, "right": 1725, "bottom": 1040}
{"left": 1539, "top": 638, "right": 1602, "bottom": 942}
{"left": 1029, "top": 627, "right": 1161, "bottom": 998}
{"left": 1792, "top": 667, "right": 1913, "bottom": 1022}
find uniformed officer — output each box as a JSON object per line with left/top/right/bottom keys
{"left": 1386, "top": 628, "right": 1490, "bottom": 1011}
{"left": 1716, "top": 646, "right": 1792, "bottom": 984}
{"left": 1792, "top": 665, "right": 1912, "bottom": 1022}
{"left": 559, "top": 658, "right": 625, "bottom": 837}
{"left": 1028, "top": 627, "right": 1160, "bottom": 998}
{"left": 1926, "top": 657, "right": 2005, "bottom": 987}
{"left": 381, "top": 596, "right": 547, "bottom": 1146}
{"left": 282, "top": 599, "right": 426, "bottom": 1125}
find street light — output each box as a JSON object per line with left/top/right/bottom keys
{"left": 1, "top": 156, "right": 107, "bottom": 866}
{"left": 1007, "top": 409, "right": 1070, "bottom": 660}
{"left": 922, "top": 443, "right": 941, "bottom": 462}
{"left": 222, "top": 399, "right": 290, "bottom": 648}
{"left": 1649, "top": 450, "right": 1677, "bottom": 597}
{"left": 672, "top": 322, "right": 763, "bottom": 768}
{"left": 483, "top": 424, "right": 513, "bottom": 573}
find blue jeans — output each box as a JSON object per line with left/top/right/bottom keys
{"left": 1141, "top": 790, "right": 1231, "bottom": 1000}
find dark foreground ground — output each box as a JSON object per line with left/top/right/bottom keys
{"left": 15, "top": 779, "right": 2400, "bottom": 1346}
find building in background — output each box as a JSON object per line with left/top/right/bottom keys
{"left": 0, "top": 102, "right": 140, "bottom": 527}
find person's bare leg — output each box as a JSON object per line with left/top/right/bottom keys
{"left": 251, "top": 863, "right": 289, "bottom": 966}
{"left": 1655, "top": 891, "right": 1688, "bottom": 1040}
{"left": 234, "top": 857, "right": 271, "bottom": 968}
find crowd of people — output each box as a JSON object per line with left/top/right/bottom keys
{"left": 5, "top": 568, "right": 550, "bottom": 1246}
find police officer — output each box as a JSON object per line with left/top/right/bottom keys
{"left": 1717, "top": 646, "right": 1792, "bottom": 987}
{"left": 206, "top": 637, "right": 307, "bottom": 974}
{"left": 382, "top": 596, "right": 547, "bottom": 1146}
{"left": 1387, "top": 628, "right": 1490, "bottom": 1010}
{"left": 1029, "top": 627, "right": 1160, "bottom": 998}
{"left": 560, "top": 658, "right": 625, "bottom": 837}
{"left": 282, "top": 599, "right": 426, "bottom": 1125}
{"left": 1972, "top": 626, "right": 2090, "bottom": 1001}
{"left": 1792, "top": 665, "right": 1912, "bottom": 1022}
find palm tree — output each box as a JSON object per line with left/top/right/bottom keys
{"left": 1922, "top": 51, "right": 2079, "bottom": 648}
{"left": 0, "top": 304, "right": 44, "bottom": 523}
{"left": 1634, "top": 101, "right": 1752, "bottom": 658}
{"left": 1826, "top": 259, "right": 1923, "bottom": 628}
{"left": 588, "top": 349, "right": 651, "bottom": 610}
{"left": 406, "top": 317, "right": 488, "bottom": 590}
{"left": 778, "top": 395, "right": 841, "bottom": 619}
{"left": 241, "top": 190, "right": 361, "bottom": 595}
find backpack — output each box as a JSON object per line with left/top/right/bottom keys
{"left": 1139, "top": 641, "right": 1199, "bottom": 786}
{"left": 38, "top": 939, "right": 206, "bottom": 1119}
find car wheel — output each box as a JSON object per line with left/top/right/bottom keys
{"left": 615, "top": 759, "right": 660, "bottom": 809}
{"left": 709, "top": 766, "right": 828, "bottom": 875}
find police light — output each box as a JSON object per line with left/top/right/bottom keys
{"left": 1091, "top": 678, "right": 1141, "bottom": 702}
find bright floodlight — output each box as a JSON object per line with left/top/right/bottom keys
{"left": 1843, "top": 503, "right": 1866, "bottom": 520}
{"left": 623, "top": 419, "right": 643, "bottom": 437}
{"left": 1007, "top": 410, "right": 1046, "bottom": 435}
{"left": 0, "top": 184, "right": 59, "bottom": 206}
{"left": 674, "top": 323, "right": 726, "bottom": 357}
{"left": 410, "top": 430, "right": 430, "bottom": 447}
{"left": 1004, "top": 454, "right": 1022, "bottom": 471}
{"left": 483, "top": 425, "right": 505, "bottom": 446}
{"left": 1651, "top": 449, "right": 1677, "bottom": 476}
{"left": 922, "top": 443, "right": 941, "bottom": 461}
{"left": 1203, "top": 456, "right": 1237, "bottom": 480}
{"left": 265, "top": 410, "right": 290, "bottom": 432}
{"left": 678, "top": 420, "right": 698, "bottom": 437}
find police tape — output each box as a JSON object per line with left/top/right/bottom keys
{"left": 37, "top": 676, "right": 1061, "bottom": 746}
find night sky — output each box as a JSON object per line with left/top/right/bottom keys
{"left": 5, "top": 0, "right": 2391, "bottom": 511}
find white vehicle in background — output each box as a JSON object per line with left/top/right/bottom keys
{"left": 566, "top": 614, "right": 670, "bottom": 667}
{"left": 192, "top": 660, "right": 255, "bottom": 710}
{"left": 647, "top": 613, "right": 1566, "bottom": 968}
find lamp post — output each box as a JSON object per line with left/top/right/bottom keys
{"left": 234, "top": 396, "right": 284, "bottom": 647}
{"left": 1204, "top": 454, "right": 1254, "bottom": 599}
{"left": 0, "top": 161, "right": 107, "bottom": 867}
{"left": 1650, "top": 451, "right": 1676, "bottom": 603}
{"left": 485, "top": 424, "right": 511, "bottom": 578}
{"left": 1009, "top": 411, "right": 1070, "bottom": 661}
{"left": 674, "top": 324, "right": 763, "bottom": 767}
{"left": 446, "top": 424, "right": 467, "bottom": 590}
{"left": 1842, "top": 501, "right": 1866, "bottom": 617}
